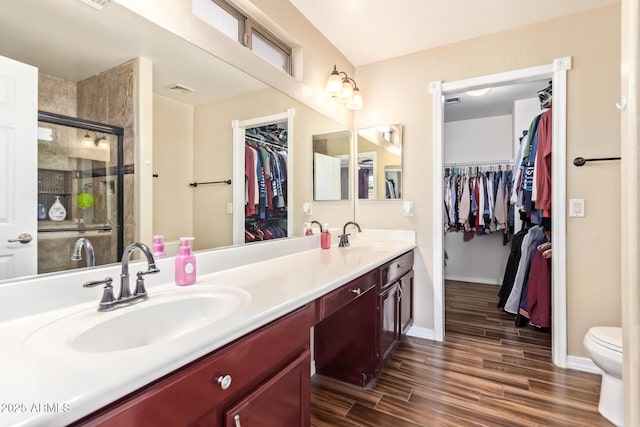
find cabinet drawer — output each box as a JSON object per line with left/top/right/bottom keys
{"left": 76, "top": 304, "right": 313, "bottom": 426}
{"left": 380, "top": 251, "right": 414, "bottom": 287}
{"left": 317, "top": 271, "right": 376, "bottom": 320}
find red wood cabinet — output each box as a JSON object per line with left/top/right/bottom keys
{"left": 314, "top": 271, "right": 377, "bottom": 387}
{"left": 377, "top": 251, "right": 415, "bottom": 369}
{"left": 314, "top": 251, "right": 414, "bottom": 386}
{"left": 73, "top": 305, "right": 313, "bottom": 427}
{"left": 399, "top": 270, "right": 414, "bottom": 334}
{"left": 378, "top": 283, "right": 400, "bottom": 368}
{"left": 223, "top": 350, "right": 310, "bottom": 427}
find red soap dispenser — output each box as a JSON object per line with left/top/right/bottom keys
{"left": 321, "top": 223, "right": 331, "bottom": 249}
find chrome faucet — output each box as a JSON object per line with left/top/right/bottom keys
{"left": 310, "top": 220, "right": 323, "bottom": 233}
{"left": 339, "top": 221, "right": 362, "bottom": 247}
{"left": 71, "top": 237, "right": 95, "bottom": 267}
{"left": 83, "top": 242, "right": 160, "bottom": 312}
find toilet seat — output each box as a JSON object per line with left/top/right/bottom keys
{"left": 588, "top": 326, "right": 622, "bottom": 353}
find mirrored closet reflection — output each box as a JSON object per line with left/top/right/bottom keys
{"left": 37, "top": 112, "right": 123, "bottom": 274}
{"left": 244, "top": 122, "right": 289, "bottom": 243}
{"left": 443, "top": 80, "right": 553, "bottom": 343}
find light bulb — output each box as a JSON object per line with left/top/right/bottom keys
{"left": 347, "top": 88, "right": 363, "bottom": 110}
{"left": 338, "top": 80, "right": 353, "bottom": 103}
{"left": 83, "top": 132, "right": 93, "bottom": 147}
{"left": 325, "top": 67, "right": 343, "bottom": 97}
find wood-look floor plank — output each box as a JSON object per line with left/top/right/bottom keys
{"left": 312, "top": 375, "right": 382, "bottom": 409}
{"left": 345, "top": 402, "right": 423, "bottom": 427}
{"left": 374, "top": 393, "right": 487, "bottom": 427}
{"left": 310, "top": 280, "right": 611, "bottom": 426}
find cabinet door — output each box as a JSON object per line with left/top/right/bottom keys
{"left": 223, "top": 350, "right": 310, "bottom": 427}
{"left": 378, "top": 284, "right": 399, "bottom": 366}
{"left": 399, "top": 270, "right": 414, "bottom": 335}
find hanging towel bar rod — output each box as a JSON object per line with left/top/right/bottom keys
{"left": 189, "top": 180, "right": 232, "bottom": 187}
{"left": 572, "top": 156, "right": 621, "bottom": 166}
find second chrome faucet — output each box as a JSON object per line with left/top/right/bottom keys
{"left": 84, "top": 242, "right": 160, "bottom": 312}
{"left": 339, "top": 222, "right": 362, "bottom": 247}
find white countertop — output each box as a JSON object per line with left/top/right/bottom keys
{"left": 0, "top": 232, "right": 415, "bottom": 426}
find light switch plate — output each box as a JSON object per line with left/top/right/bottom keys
{"left": 402, "top": 201, "right": 414, "bottom": 217}
{"left": 569, "top": 198, "right": 584, "bottom": 217}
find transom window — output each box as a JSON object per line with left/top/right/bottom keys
{"left": 207, "top": 0, "right": 292, "bottom": 75}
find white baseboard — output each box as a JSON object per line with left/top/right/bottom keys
{"left": 444, "top": 275, "right": 501, "bottom": 285}
{"left": 567, "top": 355, "right": 602, "bottom": 374}
{"left": 406, "top": 326, "right": 436, "bottom": 341}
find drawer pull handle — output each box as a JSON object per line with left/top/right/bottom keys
{"left": 234, "top": 414, "right": 241, "bottom": 427}
{"left": 217, "top": 374, "right": 232, "bottom": 390}
{"left": 350, "top": 288, "right": 362, "bottom": 296}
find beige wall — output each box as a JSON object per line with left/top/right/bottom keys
{"left": 355, "top": 4, "right": 622, "bottom": 357}
{"left": 153, "top": 94, "right": 194, "bottom": 242}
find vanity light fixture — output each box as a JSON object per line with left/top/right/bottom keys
{"left": 83, "top": 131, "right": 108, "bottom": 149}
{"left": 325, "top": 65, "right": 363, "bottom": 110}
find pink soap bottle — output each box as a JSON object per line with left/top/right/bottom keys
{"left": 321, "top": 223, "right": 331, "bottom": 249}
{"left": 152, "top": 235, "right": 167, "bottom": 259}
{"left": 175, "top": 237, "right": 196, "bottom": 286}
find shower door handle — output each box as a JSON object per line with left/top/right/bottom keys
{"left": 8, "top": 233, "right": 32, "bottom": 244}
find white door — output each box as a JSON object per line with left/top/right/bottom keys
{"left": 0, "top": 55, "right": 38, "bottom": 279}
{"left": 313, "top": 152, "right": 341, "bottom": 200}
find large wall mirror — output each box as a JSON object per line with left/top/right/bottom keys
{"left": 312, "top": 131, "right": 351, "bottom": 201}
{"left": 357, "top": 124, "right": 403, "bottom": 200}
{"left": 0, "top": 0, "right": 352, "bottom": 282}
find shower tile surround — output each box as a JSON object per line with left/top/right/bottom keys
{"left": 37, "top": 60, "right": 137, "bottom": 273}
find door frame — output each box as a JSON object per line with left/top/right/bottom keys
{"left": 430, "top": 56, "right": 572, "bottom": 368}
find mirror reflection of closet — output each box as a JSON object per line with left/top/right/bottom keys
{"left": 312, "top": 130, "right": 351, "bottom": 201}
{"left": 232, "top": 109, "right": 295, "bottom": 246}
{"left": 357, "top": 124, "right": 403, "bottom": 200}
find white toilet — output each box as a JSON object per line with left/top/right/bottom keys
{"left": 584, "top": 326, "right": 623, "bottom": 426}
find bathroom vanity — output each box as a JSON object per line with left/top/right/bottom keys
{"left": 0, "top": 231, "right": 415, "bottom": 426}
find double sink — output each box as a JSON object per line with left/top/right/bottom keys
{"left": 23, "top": 245, "right": 386, "bottom": 354}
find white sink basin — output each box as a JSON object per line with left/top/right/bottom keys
{"left": 25, "top": 285, "right": 251, "bottom": 354}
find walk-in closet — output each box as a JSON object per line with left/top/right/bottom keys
{"left": 443, "top": 80, "right": 553, "bottom": 350}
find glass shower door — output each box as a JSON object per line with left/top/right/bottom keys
{"left": 37, "top": 111, "right": 123, "bottom": 274}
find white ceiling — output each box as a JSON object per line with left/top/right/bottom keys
{"left": 444, "top": 80, "right": 549, "bottom": 122}
{"left": 0, "top": 0, "right": 267, "bottom": 106}
{"left": 289, "top": 0, "right": 620, "bottom": 67}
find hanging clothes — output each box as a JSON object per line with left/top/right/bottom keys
{"left": 244, "top": 124, "right": 289, "bottom": 243}
{"left": 443, "top": 165, "right": 513, "bottom": 242}
{"left": 504, "top": 225, "right": 545, "bottom": 314}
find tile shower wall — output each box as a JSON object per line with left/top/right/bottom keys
{"left": 77, "top": 59, "right": 136, "bottom": 251}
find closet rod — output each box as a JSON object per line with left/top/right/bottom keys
{"left": 444, "top": 160, "right": 513, "bottom": 167}
{"left": 572, "top": 156, "right": 621, "bottom": 167}
{"left": 245, "top": 134, "right": 287, "bottom": 149}
{"left": 189, "top": 179, "right": 232, "bottom": 187}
